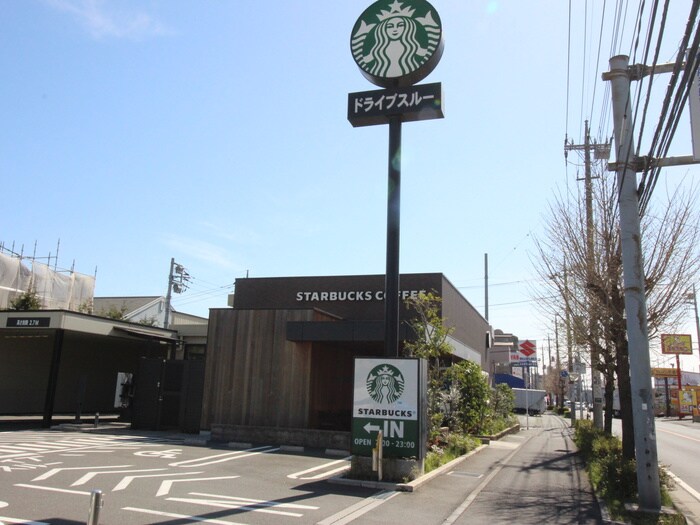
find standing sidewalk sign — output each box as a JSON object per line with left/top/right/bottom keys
{"left": 349, "top": 0, "right": 444, "bottom": 357}
{"left": 352, "top": 358, "right": 425, "bottom": 459}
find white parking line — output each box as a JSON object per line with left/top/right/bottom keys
{"left": 318, "top": 490, "right": 399, "bottom": 525}
{"left": 169, "top": 446, "right": 278, "bottom": 468}
{"left": 156, "top": 475, "right": 240, "bottom": 497}
{"left": 73, "top": 467, "right": 166, "bottom": 487}
{"left": 114, "top": 470, "right": 202, "bottom": 492}
{"left": 288, "top": 457, "right": 351, "bottom": 480}
{"left": 168, "top": 492, "right": 319, "bottom": 518}
{"left": 33, "top": 464, "right": 133, "bottom": 481}
{"left": 0, "top": 517, "right": 49, "bottom": 525}
{"left": 123, "top": 506, "right": 247, "bottom": 524}
{"left": 14, "top": 483, "right": 92, "bottom": 496}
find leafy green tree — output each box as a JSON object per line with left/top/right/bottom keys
{"left": 9, "top": 289, "right": 42, "bottom": 311}
{"left": 101, "top": 304, "right": 128, "bottom": 320}
{"left": 403, "top": 292, "right": 455, "bottom": 442}
{"left": 491, "top": 383, "right": 515, "bottom": 420}
{"left": 443, "top": 360, "right": 492, "bottom": 435}
{"left": 403, "top": 291, "right": 454, "bottom": 370}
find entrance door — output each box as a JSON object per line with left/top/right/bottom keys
{"left": 132, "top": 358, "right": 204, "bottom": 433}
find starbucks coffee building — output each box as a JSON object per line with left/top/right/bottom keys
{"left": 201, "top": 273, "right": 489, "bottom": 448}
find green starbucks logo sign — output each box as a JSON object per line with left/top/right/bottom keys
{"left": 351, "top": 0, "right": 444, "bottom": 88}
{"left": 366, "top": 364, "right": 405, "bottom": 403}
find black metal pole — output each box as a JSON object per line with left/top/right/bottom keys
{"left": 43, "top": 329, "right": 64, "bottom": 428}
{"left": 385, "top": 115, "right": 402, "bottom": 357}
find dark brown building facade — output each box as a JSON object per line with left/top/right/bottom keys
{"left": 201, "top": 273, "right": 489, "bottom": 443}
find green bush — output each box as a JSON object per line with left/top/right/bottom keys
{"left": 593, "top": 436, "right": 636, "bottom": 500}
{"left": 573, "top": 419, "right": 602, "bottom": 460}
{"left": 424, "top": 432, "right": 480, "bottom": 473}
{"left": 573, "top": 420, "right": 684, "bottom": 524}
{"left": 442, "top": 361, "right": 492, "bottom": 434}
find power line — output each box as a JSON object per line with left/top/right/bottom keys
{"left": 638, "top": 0, "right": 700, "bottom": 214}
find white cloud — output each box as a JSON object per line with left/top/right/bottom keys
{"left": 43, "top": 0, "right": 171, "bottom": 40}
{"left": 161, "top": 234, "right": 241, "bottom": 272}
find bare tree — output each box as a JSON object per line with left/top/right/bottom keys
{"left": 531, "top": 171, "right": 700, "bottom": 460}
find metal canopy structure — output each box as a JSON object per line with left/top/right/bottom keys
{"left": 0, "top": 310, "right": 175, "bottom": 427}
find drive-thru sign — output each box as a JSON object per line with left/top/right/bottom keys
{"left": 352, "top": 358, "right": 422, "bottom": 458}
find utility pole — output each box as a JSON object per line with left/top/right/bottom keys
{"left": 564, "top": 266, "right": 575, "bottom": 426}
{"left": 691, "top": 284, "right": 700, "bottom": 373}
{"left": 555, "top": 318, "right": 563, "bottom": 408}
{"left": 564, "top": 121, "right": 609, "bottom": 430}
{"left": 603, "top": 54, "right": 660, "bottom": 511}
{"left": 164, "top": 258, "right": 191, "bottom": 329}
{"left": 484, "top": 253, "right": 489, "bottom": 322}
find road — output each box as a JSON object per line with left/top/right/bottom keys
{"left": 0, "top": 429, "right": 374, "bottom": 524}
{"left": 0, "top": 414, "right": 637, "bottom": 524}
{"left": 611, "top": 415, "right": 700, "bottom": 521}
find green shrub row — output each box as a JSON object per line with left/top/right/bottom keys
{"left": 574, "top": 420, "right": 681, "bottom": 524}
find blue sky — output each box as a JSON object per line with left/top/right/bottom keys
{"left": 2, "top": 1, "right": 699, "bottom": 372}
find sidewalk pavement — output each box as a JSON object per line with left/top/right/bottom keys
{"left": 328, "top": 414, "right": 699, "bottom": 525}
{"left": 326, "top": 414, "right": 603, "bottom": 524}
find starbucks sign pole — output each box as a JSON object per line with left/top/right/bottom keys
{"left": 349, "top": 0, "right": 444, "bottom": 357}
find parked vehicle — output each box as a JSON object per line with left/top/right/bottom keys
{"left": 512, "top": 388, "right": 547, "bottom": 415}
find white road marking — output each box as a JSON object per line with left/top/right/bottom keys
{"left": 0, "top": 517, "right": 49, "bottom": 525}
{"left": 287, "top": 457, "right": 351, "bottom": 480}
{"left": 113, "top": 470, "right": 203, "bottom": 491}
{"left": 123, "top": 506, "right": 247, "bottom": 524}
{"left": 135, "top": 448, "right": 182, "bottom": 458}
{"left": 658, "top": 427, "right": 700, "bottom": 443}
{"left": 156, "top": 475, "right": 240, "bottom": 497}
{"left": 72, "top": 467, "right": 166, "bottom": 486}
{"left": 189, "top": 492, "right": 319, "bottom": 511}
{"left": 14, "top": 483, "right": 92, "bottom": 496}
{"left": 317, "top": 490, "right": 399, "bottom": 525}
{"left": 169, "top": 446, "right": 279, "bottom": 468}
{"left": 168, "top": 496, "right": 305, "bottom": 517}
{"left": 33, "top": 464, "right": 132, "bottom": 481}
{"left": 667, "top": 471, "right": 700, "bottom": 502}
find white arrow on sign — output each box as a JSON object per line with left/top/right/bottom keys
{"left": 363, "top": 422, "right": 381, "bottom": 434}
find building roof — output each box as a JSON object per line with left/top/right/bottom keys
{"left": 93, "top": 296, "right": 163, "bottom": 316}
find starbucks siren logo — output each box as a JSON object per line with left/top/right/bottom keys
{"left": 366, "top": 364, "right": 405, "bottom": 403}
{"left": 351, "top": 0, "right": 444, "bottom": 88}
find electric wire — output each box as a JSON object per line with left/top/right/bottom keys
{"left": 580, "top": 0, "right": 589, "bottom": 138}
{"left": 590, "top": 0, "right": 608, "bottom": 129}
{"left": 633, "top": 0, "right": 664, "bottom": 158}
{"left": 639, "top": 1, "right": 700, "bottom": 215}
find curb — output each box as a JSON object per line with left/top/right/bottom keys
{"left": 328, "top": 444, "right": 489, "bottom": 492}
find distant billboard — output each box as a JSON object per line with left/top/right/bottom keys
{"left": 660, "top": 334, "right": 693, "bottom": 355}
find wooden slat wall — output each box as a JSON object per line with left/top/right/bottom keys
{"left": 201, "top": 308, "right": 314, "bottom": 430}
